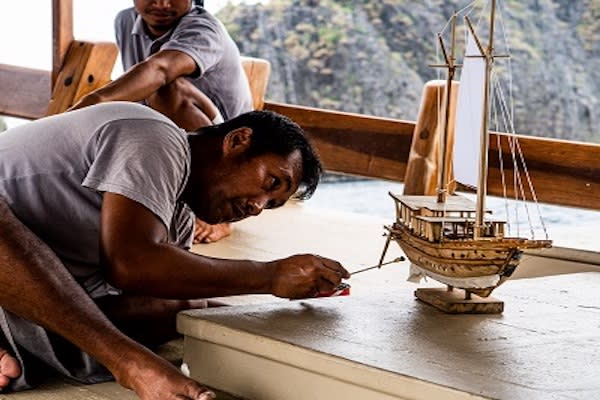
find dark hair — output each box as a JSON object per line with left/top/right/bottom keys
{"left": 200, "top": 110, "right": 322, "bottom": 199}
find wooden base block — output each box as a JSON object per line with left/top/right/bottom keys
{"left": 415, "top": 287, "right": 504, "bottom": 314}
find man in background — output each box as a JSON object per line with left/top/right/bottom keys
{"left": 72, "top": 0, "right": 253, "bottom": 243}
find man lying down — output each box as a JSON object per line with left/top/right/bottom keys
{"left": 0, "top": 102, "right": 349, "bottom": 400}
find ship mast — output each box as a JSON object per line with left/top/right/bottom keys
{"left": 436, "top": 14, "right": 457, "bottom": 204}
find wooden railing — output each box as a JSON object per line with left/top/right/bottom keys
{"left": 0, "top": 0, "right": 117, "bottom": 119}
{"left": 265, "top": 102, "right": 599, "bottom": 211}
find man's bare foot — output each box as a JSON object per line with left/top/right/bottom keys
{"left": 116, "top": 350, "right": 215, "bottom": 400}
{"left": 0, "top": 348, "right": 20, "bottom": 391}
{"left": 193, "top": 219, "right": 232, "bottom": 244}
{"left": 204, "top": 222, "right": 232, "bottom": 243}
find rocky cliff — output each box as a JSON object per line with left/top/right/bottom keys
{"left": 218, "top": 0, "right": 599, "bottom": 142}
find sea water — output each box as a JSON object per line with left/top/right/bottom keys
{"left": 307, "top": 178, "right": 599, "bottom": 252}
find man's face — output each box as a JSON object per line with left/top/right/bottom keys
{"left": 191, "top": 149, "right": 304, "bottom": 224}
{"left": 134, "top": 0, "right": 192, "bottom": 37}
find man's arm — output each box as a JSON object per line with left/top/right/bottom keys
{"left": 100, "top": 193, "right": 349, "bottom": 300}
{"left": 69, "top": 50, "right": 196, "bottom": 110}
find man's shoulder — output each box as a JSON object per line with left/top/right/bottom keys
{"left": 177, "top": 7, "right": 224, "bottom": 35}
{"left": 115, "top": 7, "right": 137, "bottom": 25}
{"left": 187, "top": 6, "right": 219, "bottom": 22}
{"left": 114, "top": 6, "right": 138, "bottom": 43}
{"left": 92, "top": 104, "right": 188, "bottom": 165}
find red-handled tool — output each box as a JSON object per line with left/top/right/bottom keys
{"left": 316, "top": 257, "right": 405, "bottom": 297}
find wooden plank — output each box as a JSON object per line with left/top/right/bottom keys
{"left": 265, "top": 101, "right": 599, "bottom": 210}
{"left": 0, "top": 64, "right": 51, "bottom": 120}
{"left": 487, "top": 134, "right": 600, "bottom": 210}
{"left": 46, "top": 41, "right": 118, "bottom": 116}
{"left": 52, "top": 0, "right": 73, "bottom": 89}
{"left": 0, "top": 380, "right": 132, "bottom": 400}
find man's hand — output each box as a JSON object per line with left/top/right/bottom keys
{"left": 268, "top": 255, "right": 350, "bottom": 299}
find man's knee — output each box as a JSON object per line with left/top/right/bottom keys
{"left": 147, "top": 78, "right": 187, "bottom": 117}
{"left": 147, "top": 79, "right": 218, "bottom": 130}
{"left": 0, "top": 196, "right": 13, "bottom": 218}
{"left": 153, "top": 78, "right": 195, "bottom": 104}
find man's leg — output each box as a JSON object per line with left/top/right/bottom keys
{"left": 96, "top": 296, "right": 208, "bottom": 349}
{"left": 147, "top": 77, "right": 220, "bottom": 132}
{"left": 0, "top": 199, "right": 213, "bottom": 399}
{"left": 97, "top": 295, "right": 228, "bottom": 349}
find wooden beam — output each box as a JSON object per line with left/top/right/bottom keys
{"left": 52, "top": 0, "right": 74, "bottom": 89}
{"left": 0, "top": 64, "right": 51, "bottom": 120}
{"left": 487, "top": 134, "right": 599, "bottom": 210}
{"left": 265, "top": 101, "right": 599, "bottom": 211}
{"left": 46, "top": 41, "right": 118, "bottom": 116}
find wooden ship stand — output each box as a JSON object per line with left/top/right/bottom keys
{"left": 0, "top": 1, "right": 599, "bottom": 399}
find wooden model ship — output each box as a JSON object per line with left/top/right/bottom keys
{"left": 380, "top": 0, "right": 552, "bottom": 312}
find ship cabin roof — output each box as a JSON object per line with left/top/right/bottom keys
{"left": 415, "top": 215, "right": 506, "bottom": 224}
{"left": 389, "top": 193, "right": 492, "bottom": 214}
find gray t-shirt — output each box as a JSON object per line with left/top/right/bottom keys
{"left": 0, "top": 102, "right": 194, "bottom": 296}
{"left": 115, "top": 5, "right": 252, "bottom": 120}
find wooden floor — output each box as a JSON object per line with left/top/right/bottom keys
{"left": 1, "top": 200, "right": 597, "bottom": 399}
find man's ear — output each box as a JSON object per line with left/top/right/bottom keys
{"left": 222, "top": 127, "right": 252, "bottom": 157}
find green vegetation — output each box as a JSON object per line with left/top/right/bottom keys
{"left": 219, "top": 0, "right": 600, "bottom": 143}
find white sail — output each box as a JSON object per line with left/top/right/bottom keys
{"left": 453, "top": 32, "right": 486, "bottom": 188}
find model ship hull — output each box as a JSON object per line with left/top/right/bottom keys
{"left": 388, "top": 222, "right": 551, "bottom": 297}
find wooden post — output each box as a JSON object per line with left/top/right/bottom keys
{"left": 403, "top": 80, "right": 459, "bottom": 196}
{"left": 52, "top": 0, "right": 74, "bottom": 89}
{"left": 241, "top": 57, "right": 271, "bottom": 110}
{"left": 46, "top": 41, "right": 118, "bottom": 116}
